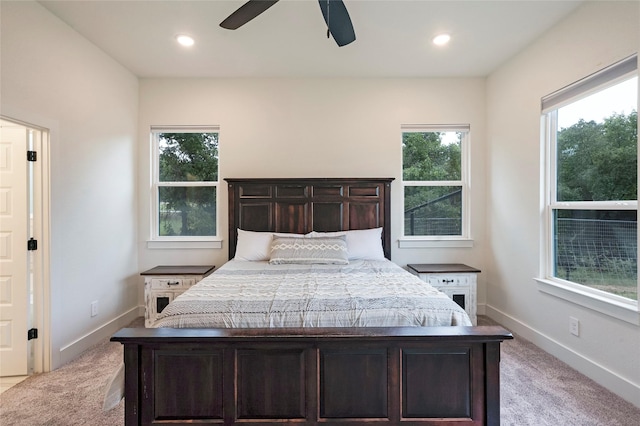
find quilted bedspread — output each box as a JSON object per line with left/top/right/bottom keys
{"left": 152, "top": 259, "right": 472, "bottom": 328}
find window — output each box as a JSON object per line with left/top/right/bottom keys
{"left": 151, "top": 127, "right": 219, "bottom": 241}
{"left": 401, "top": 125, "right": 470, "bottom": 242}
{"left": 542, "top": 55, "right": 638, "bottom": 304}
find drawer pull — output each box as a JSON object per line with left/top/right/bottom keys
{"left": 167, "top": 281, "right": 180, "bottom": 286}
{"left": 442, "top": 279, "right": 455, "bottom": 283}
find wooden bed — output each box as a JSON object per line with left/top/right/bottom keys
{"left": 112, "top": 177, "right": 512, "bottom": 426}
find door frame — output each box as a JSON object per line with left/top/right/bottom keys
{"left": 1, "top": 116, "right": 51, "bottom": 374}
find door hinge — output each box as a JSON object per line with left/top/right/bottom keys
{"left": 27, "top": 328, "right": 38, "bottom": 340}
{"left": 27, "top": 238, "right": 37, "bottom": 251}
{"left": 27, "top": 151, "right": 37, "bottom": 162}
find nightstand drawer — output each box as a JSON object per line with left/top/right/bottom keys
{"left": 424, "top": 274, "right": 470, "bottom": 287}
{"left": 149, "top": 277, "right": 196, "bottom": 290}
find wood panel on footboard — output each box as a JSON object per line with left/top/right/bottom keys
{"left": 111, "top": 326, "right": 512, "bottom": 426}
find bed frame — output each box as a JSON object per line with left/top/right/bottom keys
{"left": 112, "top": 177, "right": 512, "bottom": 426}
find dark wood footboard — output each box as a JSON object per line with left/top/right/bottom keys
{"left": 111, "top": 326, "right": 512, "bottom": 425}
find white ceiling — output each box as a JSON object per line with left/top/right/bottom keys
{"left": 39, "top": 0, "right": 583, "bottom": 78}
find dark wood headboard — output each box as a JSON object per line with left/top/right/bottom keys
{"left": 226, "top": 178, "right": 394, "bottom": 260}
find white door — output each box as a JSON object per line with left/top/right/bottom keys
{"left": 0, "top": 122, "right": 29, "bottom": 376}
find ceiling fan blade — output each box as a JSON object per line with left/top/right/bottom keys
{"left": 318, "top": 0, "right": 356, "bottom": 47}
{"left": 220, "top": 0, "right": 280, "bottom": 30}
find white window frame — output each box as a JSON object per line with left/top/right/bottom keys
{"left": 399, "top": 124, "right": 472, "bottom": 248}
{"left": 537, "top": 55, "right": 639, "bottom": 324}
{"left": 148, "top": 126, "right": 222, "bottom": 249}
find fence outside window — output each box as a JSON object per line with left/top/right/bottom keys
{"left": 554, "top": 218, "right": 637, "bottom": 299}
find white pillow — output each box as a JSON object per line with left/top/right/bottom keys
{"left": 274, "top": 232, "right": 305, "bottom": 238}
{"left": 235, "top": 229, "right": 273, "bottom": 261}
{"left": 235, "top": 229, "right": 306, "bottom": 261}
{"left": 308, "top": 227, "right": 385, "bottom": 260}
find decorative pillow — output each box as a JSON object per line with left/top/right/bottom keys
{"left": 235, "top": 229, "right": 307, "bottom": 261}
{"left": 308, "top": 227, "right": 385, "bottom": 260}
{"left": 269, "top": 236, "right": 349, "bottom": 265}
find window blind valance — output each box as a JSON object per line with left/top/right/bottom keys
{"left": 541, "top": 54, "right": 637, "bottom": 113}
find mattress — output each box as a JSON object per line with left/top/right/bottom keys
{"left": 152, "top": 259, "right": 472, "bottom": 328}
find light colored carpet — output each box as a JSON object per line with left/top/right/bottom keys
{"left": 0, "top": 328, "right": 128, "bottom": 425}
{"left": 1, "top": 316, "right": 638, "bottom": 425}
{"left": 486, "top": 319, "right": 640, "bottom": 425}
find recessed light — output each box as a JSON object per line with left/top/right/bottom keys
{"left": 176, "top": 34, "right": 195, "bottom": 47}
{"left": 432, "top": 33, "right": 451, "bottom": 46}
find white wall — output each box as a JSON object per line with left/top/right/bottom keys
{"left": 138, "top": 77, "right": 488, "bottom": 306}
{"left": 486, "top": 1, "right": 639, "bottom": 406}
{"left": 1, "top": 1, "right": 139, "bottom": 368}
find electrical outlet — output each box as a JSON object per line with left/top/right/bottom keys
{"left": 569, "top": 316, "right": 580, "bottom": 336}
{"left": 91, "top": 301, "right": 98, "bottom": 317}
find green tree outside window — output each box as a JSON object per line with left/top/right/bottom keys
{"left": 157, "top": 132, "right": 219, "bottom": 237}
{"left": 403, "top": 131, "right": 464, "bottom": 236}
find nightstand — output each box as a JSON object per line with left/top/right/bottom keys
{"left": 141, "top": 265, "right": 215, "bottom": 327}
{"left": 407, "top": 263, "right": 480, "bottom": 325}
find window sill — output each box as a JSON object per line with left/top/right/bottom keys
{"left": 147, "top": 239, "right": 223, "bottom": 250}
{"left": 535, "top": 278, "right": 639, "bottom": 325}
{"left": 397, "top": 238, "right": 474, "bottom": 248}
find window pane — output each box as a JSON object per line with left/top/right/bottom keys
{"left": 556, "top": 77, "right": 637, "bottom": 202}
{"left": 554, "top": 209, "right": 637, "bottom": 300}
{"left": 158, "top": 132, "right": 219, "bottom": 182}
{"left": 402, "top": 132, "right": 461, "bottom": 181}
{"left": 404, "top": 186, "right": 461, "bottom": 236}
{"left": 159, "top": 186, "right": 216, "bottom": 236}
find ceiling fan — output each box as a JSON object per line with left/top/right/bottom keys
{"left": 220, "top": 0, "right": 356, "bottom": 47}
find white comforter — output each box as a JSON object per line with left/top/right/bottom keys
{"left": 152, "top": 259, "right": 472, "bottom": 328}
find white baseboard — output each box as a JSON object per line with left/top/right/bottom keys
{"left": 485, "top": 304, "right": 640, "bottom": 408}
{"left": 57, "top": 306, "right": 143, "bottom": 368}
{"left": 477, "top": 303, "right": 486, "bottom": 316}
